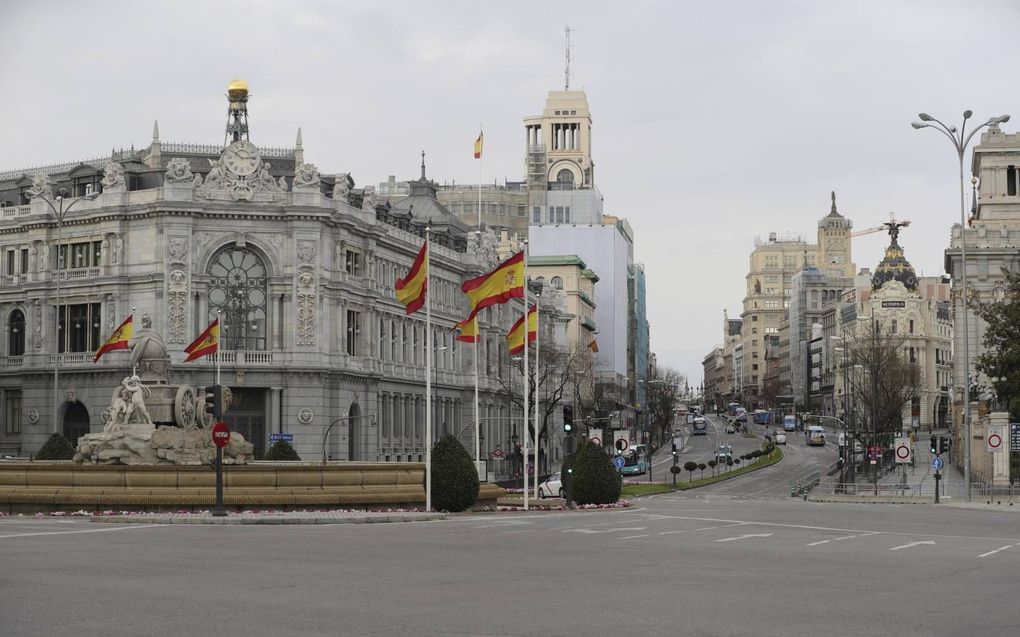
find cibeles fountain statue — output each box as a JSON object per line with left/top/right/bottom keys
{"left": 73, "top": 315, "right": 254, "bottom": 465}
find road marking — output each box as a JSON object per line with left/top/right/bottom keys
{"left": 619, "top": 534, "right": 650, "bottom": 540}
{"left": 978, "top": 543, "right": 1020, "bottom": 558}
{"left": 562, "top": 526, "right": 647, "bottom": 535}
{"left": 716, "top": 533, "right": 773, "bottom": 543}
{"left": 0, "top": 524, "right": 164, "bottom": 539}
{"left": 808, "top": 533, "right": 875, "bottom": 547}
{"left": 659, "top": 530, "right": 686, "bottom": 535}
{"left": 695, "top": 526, "right": 719, "bottom": 531}
{"left": 472, "top": 521, "right": 531, "bottom": 529}
{"left": 807, "top": 539, "right": 832, "bottom": 546}
{"left": 889, "top": 540, "right": 936, "bottom": 551}
{"left": 500, "top": 529, "right": 536, "bottom": 534}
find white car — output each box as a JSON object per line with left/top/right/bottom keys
{"left": 538, "top": 472, "right": 564, "bottom": 499}
{"left": 774, "top": 431, "right": 787, "bottom": 445}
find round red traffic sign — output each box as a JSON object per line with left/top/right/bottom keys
{"left": 615, "top": 438, "right": 629, "bottom": 452}
{"left": 212, "top": 421, "right": 231, "bottom": 448}
{"left": 590, "top": 436, "right": 601, "bottom": 446}
{"left": 988, "top": 432, "right": 1003, "bottom": 450}
{"left": 895, "top": 444, "right": 911, "bottom": 460}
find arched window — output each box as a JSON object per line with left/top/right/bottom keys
{"left": 550, "top": 276, "right": 563, "bottom": 290}
{"left": 207, "top": 244, "right": 268, "bottom": 351}
{"left": 8, "top": 309, "right": 25, "bottom": 356}
{"left": 556, "top": 169, "right": 574, "bottom": 184}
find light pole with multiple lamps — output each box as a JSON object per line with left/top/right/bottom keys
{"left": 912, "top": 110, "right": 1010, "bottom": 501}
{"left": 35, "top": 188, "right": 100, "bottom": 433}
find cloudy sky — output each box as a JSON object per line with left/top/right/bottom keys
{"left": 2, "top": 0, "right": 1019, "bottom": 382}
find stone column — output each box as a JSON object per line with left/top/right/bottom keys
{"left": 269, "top": 387, "right": 282, "bottom": 435}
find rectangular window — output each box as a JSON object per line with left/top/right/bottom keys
{"left": 564, "top": 206, "right": 570, "bottom": 223}
{"left": 379, "top": 317, "right": 386, "bottom": 360}
{"left": 5, "top": 250, "right": 13, "bottom": 276}
{"left": 345, "top": 250, "right": 362, "bottom": 276}
{"left": 517, "top": 204, "right": 526, "bottom": 217}
{"left": 909, "top": 319, "right": 914, "bottom": 334}
{"left": 346, "top": 310, "right": 360, "bottom": 356}
{"left": 58, "top": 302, "right": 102, "bottom": 353}
{"left": 5, "top": 390, "right": 21, "bottom": 434}
{"left": 20, "top": 248, "right": 28, "bottom": 274}
{"left": 1008, "top": 166, "right": 1017, "bottom": 197}
{"left": 533, "top": 206, "right": 540, "bottom": 223}
{"left": 891, "top": 319, "right": 898, "bottom": 334}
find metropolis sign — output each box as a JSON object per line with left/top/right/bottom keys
{"left": 881, "top": 301, "right": 906, "bottom": 308}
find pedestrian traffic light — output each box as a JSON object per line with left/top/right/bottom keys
{"left": 562, "top": 405, "right": 574, "bottom": 433}
{"left": 939, "top": 436, "right": 951, "bottom": 455}
{"left": 930, "top": 435, "right": 938, "bottom": 455}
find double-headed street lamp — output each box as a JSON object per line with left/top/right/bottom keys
{"left": 35, "top": 187, "right": 100, "bottom": 433}
{"left": 912, "top": 110, "right": 1010, "bottom": 502}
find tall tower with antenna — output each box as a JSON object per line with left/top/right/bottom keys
{"left": 225, "top": 79, "right": 251, "bottom": 145}
{"left": 564, "top": 24, "right": 572, "bottom": 91}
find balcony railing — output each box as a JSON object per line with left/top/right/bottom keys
{"left": 4, "top": 356, "right": 23, "bottom": 368}
{"left": 52, "top": 267, "right": 101, "bottom": 281}
{"left": 210, "top": 351, "right": 274, "bottom": 365}
{"left": 0, "top": 205, "right": 31, "bottom": 218}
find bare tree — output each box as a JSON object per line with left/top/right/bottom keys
{"left": 645, "top": 367, "right": 686, "bottom": 447}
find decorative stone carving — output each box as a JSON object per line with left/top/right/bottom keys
{"left": 129, "top": 314, "right": 171, "bottom": 384}
{"left": 32, "top": 299, "right": 41, "bottom": 348}
{"left": 297, "top": 240, "right": 316, "bottom": 264}
{"left": 197, "top": 141, "right": 285, "bottom": 202}
{"left": 333, "top": 172, "right": 352, "bottom": 204}
{"left": 168, "top": 238, "right": 188, "bottom": 264}
{"left": 112, "top": 234, "right": 123, "bottom": 265}
{"left": 164, "top": 157, "right": 194, "bottom": 184}
{"left": 101, "top": 160, "right": 126, "bottom": 192}
{"left": 361, "top": 186, "right": 377, "bottom": 212}
{"left": 74, "top": 419, "right": 254, "bottom": 465}
{"left": 106, "top": 294, "right": 116, "bottom": 332}
{"left": 293, "top": 162, "right": 321, "bottom": 190}
{"left": 167, "top": 269, "right": 188, "bottom": 344}
{"left": 100, "top": 237, "right": 110, "bottom": 266}
{"left": 297, "top": 267, "right": 317, "bottom": 347}
{"left": 37, "top": 242, "right": 49, "bottom": 272}
{"left": 25, "top": 173, "right": 52, "bottom": 200}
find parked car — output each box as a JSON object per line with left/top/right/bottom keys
{"left": 715, "top": 444, "right": 733, "bottom": 462}
{"left": 538, "top": 473, "right": 563, "bottom": 499}
{"left": 774, "top": 431, "right": 787, "bottom": 445}
{"left": 726, "top": 424, "right": 736, "bottom": 434}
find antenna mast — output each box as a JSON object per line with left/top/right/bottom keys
{"left": 564, "top": 24, "right": 572, "bottom": 90}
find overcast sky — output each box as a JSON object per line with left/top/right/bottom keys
{"left": 3, "top": 0, "right": 1019, "bottom": 382}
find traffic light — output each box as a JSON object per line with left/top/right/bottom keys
{"left": 562, "top": 405, "right": 574, "bottom": 434}
{"left": 209, "top": 384, "right": 224, "bottom": 421}
{"left": 930, "top": 435, "right": 938, "bottom": 455}
{"left": 672, "top": 441, "right": 678, "bottom": 454}
{"left": 939, "top": 436, "right": 951, "bottom": 455}
{"left": 201, "top": 385, "right": 218, "bottom": 424}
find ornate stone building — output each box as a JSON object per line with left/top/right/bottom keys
{"left": 0, "top": 83, "right": 535, "bottom": 469}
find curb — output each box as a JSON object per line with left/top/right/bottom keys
{"left": 89, "top": 512, "right": 448, "bottom": 525}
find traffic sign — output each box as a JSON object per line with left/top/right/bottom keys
{"left": 589, "top": 436, "right": 602, "bottom": 446}
{"left": 614, "top": 438, "right": 629, "bottom": 453}
{"left": 894, "top": 438, "right": 912, "bottom": 464}
{"left": 931, "top": 456, "right": 944, "bottom": 472}
{"left": 987, "top": 426, "right": 1004, "bottom": 452}
{"left": 613, "top": 456, "right": 626, "bottom": 470}
{"left": 212, "top": 421, "right": 231, "bottom": 448}
{"left": 589, "top": 428, "right": 602, "bottom": 446}
{"left": 269, "top": 433, "right": 294, "bottom": 443}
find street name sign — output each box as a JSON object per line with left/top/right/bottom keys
{"left": 931, "top": 456, "right": 944, "bottom": 472}
{"left": 269, "top": 433, "right": 294, "bottom": 443}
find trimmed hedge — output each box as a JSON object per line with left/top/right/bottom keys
{"left": 431, "top": 434, "right": 479, "bottom": 512}
{"left": 35, "top": 433, "right": 75, "bottom": 460}
{"left": 263, "top": 440, "right": 301, "bottom": 461}
{"left": 570, "top": 441, "right": 621, "bottom": 505}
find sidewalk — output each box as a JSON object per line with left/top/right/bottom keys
{"left": 874, "top": 432, "right": 965, "bottom": 498}
{"left": 89, "top": 510, "right": 448, "bottom": 525}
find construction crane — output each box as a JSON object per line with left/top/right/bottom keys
{"left": 851, "top": 212, "right": 910, "bottom": 239}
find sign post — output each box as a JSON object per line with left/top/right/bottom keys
{"left": 211, "top": 421, "right": 231, "bottom": 517}
{"left": 931, "top": 456, "right": 944, "bottom": 504}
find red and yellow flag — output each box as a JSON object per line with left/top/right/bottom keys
{"left": 395, "top": 242, "right": 428, "bottom": 315}
{"left": 453, "top": 317, "right": 479, "bottom": 343}
{"left": 461, "top": 251, "right": 524, "bottom": 322}
{"left": 474, "top": 131, "right": 483, "bottom": 159}
{"left": 93, "top": 315, "right": 133, "bottom": 363}
{"left": 506, "top": 305, "right": 537, "bottom": 355}
{"left": 184, "top": 318, "right": 219, "bottom": 362}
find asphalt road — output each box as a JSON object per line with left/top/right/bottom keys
{"left": 3, "top": 497, "right": 1019, "bottom": 637}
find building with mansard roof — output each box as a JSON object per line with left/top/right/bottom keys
{"left": 0, "top": 83, "right": 573, "bottom": 473}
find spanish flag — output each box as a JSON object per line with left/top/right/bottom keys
{"left": 184, "top": 318, "right": 219, "bottom": 362}
{"left": 93, "top": 315, "right": 133, "bottom": 363}
{"left": 506, "top": 305, "right": 537, "bottom": 355}
{"left": 474, "top": 131, "right": 483, "bottom": 159}
{"left": 453, "top": 317, "right": 479, "bottom": 343}
{"left": 395, "top": 242, "right": 428, "bottom": 314}
{"left": 461, "top": 251, "right": 524, "bottom": 322}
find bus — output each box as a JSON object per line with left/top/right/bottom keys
{"left": 619, "top": 444, "right": 649, "bottom": 475}
{"left": 692, "top": 416, "right": 708, "bottom": 435}
{"left": 805, "top": 426, "right": 826, "bottom": 446}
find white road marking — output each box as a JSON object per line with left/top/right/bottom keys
{"left": 562, "top": 526, "right": 647, "bottom": 535}
{"left": 978, "top": 543, "right": 1019, "bottom": 558}
{"left": 619, "top": 534, "right": 650, "bottom": 540}
{"left": 807, "top": 539, "right": 831, "bottom": 546}
{"left": 889, "top": 540, "right": 936, "bottom": 551}
{"left": 695, "top": 526, "right": 719, "bottom": 531}
{"left": 659, "top": 530, "right": 686, "bottom": 535}
{"left": 500, "top": 529, "right": 536, "bottom": 534}
{"left": 716, "top": 533, "right": 773, "bottom": 543}
{"left": 0, "top": 524, "right": 164, "bottom": 539}
{"left": 808, "top": 533, "right": 876, "bottom": 547}
{"left": 472, "top": 521, "right": 531, "bottom": 529}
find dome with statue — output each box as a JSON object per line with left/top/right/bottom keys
{"left": 871, "top": 220, "right": 917, "bottom": 292}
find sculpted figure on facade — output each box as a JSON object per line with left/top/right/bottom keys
{"left": 25, "top": 173, "right": 53, "bottom": 200}
{"left": 120, "top": 375, "right": 153, "bottom": 426}
{"left": 361, "top": 186, "right": 377, "bottom": 212}
{"left": 100, "top": 237, "right": 110, "bottom": 266}
{"left": 293, "top": 162, "right": 321, "bottom": 191}
{"left": 333, "top": 173, "right": 352, "bottom": 204}
{"left": 129, "top": 314, "right": 171, "bottom": 383}
{"left": 297, "top": 240, "right": 316, "bottom": 264}
{"left": 164, "top": 157, "right": 194, "bottom": 184}
{"left": 168, "top": 238, "right": 188, "bottom": 264}
{"left": 112, "top": 234, "right": 123, "bottom": 265}
{"left": 100, "top": 160, "right": 126, "bottom": 192}
{"left": 204, "top": 159, "right": 226, "bottom": 189}
{"left": 37, "top": 242, "right": 49, "bottom": 272}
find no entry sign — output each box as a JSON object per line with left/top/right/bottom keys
{"left": 987, "top": 426, "right": 1004, "bottom": 453}
{"left": 212, "top": 421, "right": 231, "bottom": 448}
{"left": 894, "top": 438, "right": 912, "bottom": 464}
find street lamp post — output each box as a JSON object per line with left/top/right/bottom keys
{"left": 912, "top": 110, "right": 1010, "bottom": 501}
{"left": 35, "top": 188, "right": 100, "bottom": 434}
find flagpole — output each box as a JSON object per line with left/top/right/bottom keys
{"left": 425, "top": 226, "right": 433, "bottom": 513}
{"left": 477, "top": 125, "right": 483, "bottom": 234}
{"left": 473, "top": 317, "right": 480, "bottom": 468}
{"left": 533, "top": 301, "right": 541, "bottom": 501}
{"left": 522, "top": 241, "right": 529, "bottom": 512}
{"left": 215, "top": 309, "right": 222, "bottom": 387}
{"left": 131, "top": 306, "right": 137, "bottom": 377}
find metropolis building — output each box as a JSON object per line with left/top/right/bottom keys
{"left": 0, "top": 82, "right": 545, "bottom": 465}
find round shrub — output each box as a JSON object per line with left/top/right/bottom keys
{"left": 570, "top": 441, "right": 621, "bottom": 505}
{"left": 263, "top": 440, "right": 301, "bottom": 461}
{"left": 35, "top": 433, "right": 74, "bottom": 460}
{"left": 430, "top": 434, "right": 479, "bottom": 512}
{"left": 683, "top": 460, "right": 698, "bottom": 481}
